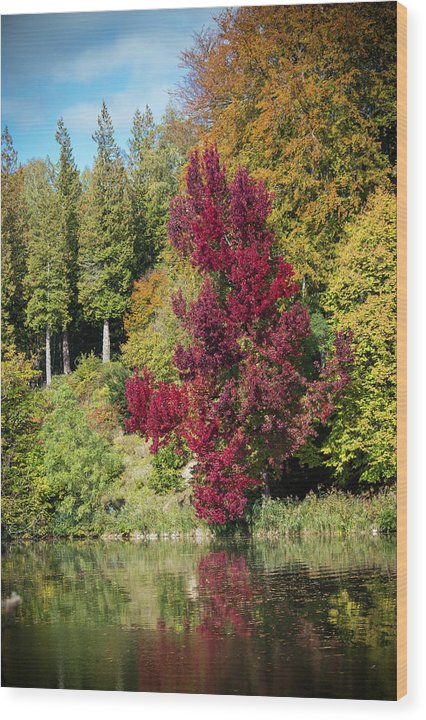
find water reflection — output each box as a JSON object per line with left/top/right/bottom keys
{"left": 2, "top": 537, "right": 396, "bottom": 698}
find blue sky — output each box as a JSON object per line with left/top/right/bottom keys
{"left": 1, "top": 8, "right": 222, "bottom": 169}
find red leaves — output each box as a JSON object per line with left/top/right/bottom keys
{"left": 125, "top": 367, "right": 154, "bottom": 436}
{"left": 128, "top": 147, "right": 352, "bottom": 524}
{"left": 125, "top": 368, "right": 187, "bottom": 453}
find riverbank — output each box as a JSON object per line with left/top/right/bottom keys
{"left": 4, "top": 488, "right": 393, "bottom": 544}
{"left": 98, "top": 488, "right": 396, "bottom": 541}
{"left": 2, "top": 355, "right": 396, "bottom": 543}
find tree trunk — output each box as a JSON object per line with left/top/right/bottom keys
{"left": 262, "top": 470, "right": 271, "bottom": 498}
{"left": 62, "top": 329, "right": 71, "bottom": 375}
{"left": 102, "top": 319, "right": 110, "bottom": 363}
{"left": 46, "top": 326, "right": 52, "bottom": 386}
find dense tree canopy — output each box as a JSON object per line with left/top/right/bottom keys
{"left": 179, "top": 3, "right": 396, "bottom": 300}
{"left": 1, "top": 128, "right": 29, "bottom": 352}
{"left": 1, "top": 2, "right": 399, "bottom": 538}
{"left": 25, "top": 159, "right": 71, "bottom": 383}
{"left": 323, "top": 190, "right": 397, "bottom": 485}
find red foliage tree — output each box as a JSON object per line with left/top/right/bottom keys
{"left": 126, "top": 146, "right": 352, "bottom": 524}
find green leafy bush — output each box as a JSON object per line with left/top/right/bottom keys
{"left": 42, "top": 381, "right": 123, "bottom": 536}
{"left": 150, "top": 442, "right": 189, "bottom": 495}
{"left": 1, "top": 349, "right": 49, "bottom": 539}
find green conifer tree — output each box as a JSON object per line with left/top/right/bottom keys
{"left": 55, "top": 118, "right": 81, "bottom": 373}
{"left": 25, "top": 160, "right": 70, "bottom": 385}
{"left": 78, "top": 101, "right": 133, "bottom": 362}
{"left": 1, "top": 127, "right": 29, "bottom": 352}
{"left": 128, "top": 106, "right": 183, "bottom": 278}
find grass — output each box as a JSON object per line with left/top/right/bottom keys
{"left": 250, "top": 488, "right": 396, "bottom": 538}
{"left": 99, "top": 431, "right": 203, "bottom": 538}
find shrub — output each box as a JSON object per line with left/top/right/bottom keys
{"left": 1, "top": 349, "right": 49, "bottom": 539}
{"left": 150, "top": 442, "right": 189, "bottom": 495}
{"left": 42, "top": 381, "right": 124, "bottom": 536}
{"left": 69, "top": 353, "right": 130, "bottom": 432}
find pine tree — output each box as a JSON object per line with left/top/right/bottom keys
{"left": 55, "top": 118, "right": 81, "bottom": 373}
{"left": 25, "top": 160, "right": 70, "bottom": 385}
{"left": 78, "top": 102, "right": 133, "bottom": 362}
{"left": 128, "top": 106, "right": 183, "bottom": 278}
{"left": 1, "top": 127, "right": 28, "bottom": 352}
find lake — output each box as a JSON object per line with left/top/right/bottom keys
{"left": 1, "top": 536, "right": 396, "bottom": 699}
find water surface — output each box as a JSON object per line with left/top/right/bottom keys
{"left": 2, "top": 537, "right": 396, "bottom": 699}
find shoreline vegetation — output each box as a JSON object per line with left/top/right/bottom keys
{"left": 2, "top": 4, "right": 397, "bottom": 543}
{"left": 2, "top": 354, "right": 396, "bottom": 543}
{"left": 4, "top": 485, "right": 397, "bottom": 544}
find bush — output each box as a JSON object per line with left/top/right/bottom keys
{"left": 69, "top": 353, "right": 130, "bottom": 433}
{"left": 103, "top": 485, "right": 198, "bottom": 536}
{"left": 150, "top": 442, "right": 189, "bottom": 495}
{"left": 1, "top": 350, "right": 49, "bottom": 539}
{"left": 42, "top": 381, "right": 124, "bottom": 536}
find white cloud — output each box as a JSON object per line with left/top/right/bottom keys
{"left": 52, "top": 32, "right": 182, "bottom": 85}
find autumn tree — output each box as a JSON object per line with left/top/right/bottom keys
{"left": 55, "top": 118, "right": 81, "bottom": 373}
{"left": 121, "top": 250, "right": 200, "bottom": 382}
{"left": 1, "top": 127, "right": 28, "bottom": 352}
{"left": 78, "top": 102, "right": 133, "bottom": 362}
{"left": 178, "top": 3, "right": 396, "bottom": 303}
{"left": 126, "top": 148, "right": 352, "bottom": 524}
{"left": 323, "top": 190, "right": 396, "bottom": 485}
{"left": 25, "top": 160, "right": 70, "bottom": 385}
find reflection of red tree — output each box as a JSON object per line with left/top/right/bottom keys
{"left": 196, "top": 551, "right": 252, "bottom": 639}
{"left": 138, "top": 550, "right": 255, "bottom": 694}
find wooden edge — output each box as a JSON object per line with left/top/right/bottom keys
{"left": 397, "top": 0, "right": 407, "bottom": 702}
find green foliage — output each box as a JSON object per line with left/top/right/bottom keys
{"left": 323, "top": 190, "right": 397, "bottom": 484}
{"left": 150, "top": 442, "right": 189, "bottom": 495}
{"left": 250, "top": 488, "right": 396, "bottom": 537}
{"left": 78, "top": 102, "right": 133, "bottom": 323}
{"left": 122, "top": 250, "right": 200, "bottom": 381}
{"left": 24, "top": 159, "right": 71, "bottom": 334}
{"left": 128, "top": 106, "right": 187, "bottom": 277}
{"left": 55, "top": 118, "right": 81, "bottom": 326}
{"left": 1, "top": 349, "right": 49, "bottom": 539}
{"left": 41, "top": 381, "right": 124, "bottom": 536}
{"left": 70, "top": 353, "right": 130, "bottom": 423}
{"left": 1, "top": 128, "right": 29, "bottom": 352}
{"left": 103, "top": 485, "right": 197, "bottom": 536}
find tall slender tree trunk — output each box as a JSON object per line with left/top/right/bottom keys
{"left": 262, "top": 470, "right": 271, "bottom": 498}
{"left": 102, "top": 319, "right": 110, "bottom": 363}
{"left": 62, "top": 329, "right": 72, "bottom": 375}
{"left": 46, "top": 325, "right": 52, "bottom": 386}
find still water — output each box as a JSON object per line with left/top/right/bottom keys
{"left": 2, "top": 537, "right": 396, "bottom": 699}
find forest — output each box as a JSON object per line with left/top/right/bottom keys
{"left": 1, "top": 3, "right": 397, "bottom": 540}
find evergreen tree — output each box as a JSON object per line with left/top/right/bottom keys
{"left": 128, "top": 106, "right": 183, "bottom": 277}
{"left": 78, "top": 102, "right": 133, "bottom": 362}
{"left": 1, "top": 127, "right": 29, "bottom": 352}
{"left": 55, "top": 118, "right": 81, "bottom": 373}
{"left": 25, "top": 160, "right": 70, "bottom": 385}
